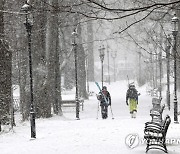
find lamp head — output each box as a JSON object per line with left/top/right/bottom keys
{"left": 72, "top": 29, "right": 78, "bottom": 45}
{"left": 171, "top": 14, "right": 179, "bottom": 33}
{"left": 21, "top": 3, "right": 32, "bottom": 12}
{"left": 21, "top": 2, "right": 33, "bottom": 27}
{"left": 99, "top": 45, "right": 105, "bottom": 62}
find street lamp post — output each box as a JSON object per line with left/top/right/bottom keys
{"left": 166, "top": 35, "right": 172, "bottom": 110}
{"left": 107, "top": 45, "right": 110, "bottom": 84}
{"left": 99, "top": 45, "right": 105, "bottom": 89}
{"left": 21, "top": 2, "right": 36, "bottom": 138}
{"left": 171, "top": 14, "right": 179, "bottom": 123}
{"left": 111, "top": 51, "right": 117, "bottom": 82}
{"left": 72, "top": 29, "right": 80, "bottom": 120}
{"left": 137, "top": 50, "right": 142, "bottom": 86}
{"left": 158, "top": 51, "right": 162, "bottom": 99}
{"left": 85, "top": 52, "right": 89, "bottom": 95}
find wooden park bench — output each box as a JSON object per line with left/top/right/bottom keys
{"left": 150, "top": 98, "right": 165, "bottom": 123}
{"left": 151, "top": 88, "right": 158, "bottom": 97}
{"left": 144, "top": 115, "right": 171, "bottom": 153}
{"left": 61, "top": 98, "right": 84, "bottom": 111}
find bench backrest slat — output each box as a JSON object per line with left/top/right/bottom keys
{"left": 162, "top": 115, "right": 171, "bottom": 137}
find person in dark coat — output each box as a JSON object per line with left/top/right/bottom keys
{"left": 126, "top": 84, "right": 139, "bottom": 118}
{"left": 97, "top": 86, "right": 111, "bottom": 119}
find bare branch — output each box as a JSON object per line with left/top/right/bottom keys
{"left": 114, "top": 8, "right": 155, "bottom": 34}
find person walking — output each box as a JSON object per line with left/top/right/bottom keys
{"left": 97, "top": 86, "right": 111, "bottom": 119}
{"left": 126, "top": 84, "right": 139, "bottom": 118}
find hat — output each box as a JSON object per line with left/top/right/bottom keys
{"left": 102, "top": 86, "right": 107, "bottom": 90}
{"left": 129, "top": 84, "right": 135, "bottom": 89}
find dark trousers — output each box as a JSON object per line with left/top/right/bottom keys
{"left": 101, "top": 103, "right": 108, "bottom": 119}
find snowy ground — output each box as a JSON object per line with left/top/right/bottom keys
{"left": 1, "top": 81, "right": 180, "bottom": 154}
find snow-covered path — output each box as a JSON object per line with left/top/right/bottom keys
{"left": 0, "top": 81, "right": 180, "bottom": 154}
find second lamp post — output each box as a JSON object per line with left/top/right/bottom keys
{"left": 21, "top": 2, "right": 36, "bottom": 139}
{"left": 111, "top": 51, "right": 117, "bottom": 82}
{"left": 166, "top": 35, "right": 171, "bottom": 111}
{"left": 107, "top": 45, "right": 110, "bottom": 84}
{"left": 171, "top": 14, "right": 179, "bottom": 123}
{"left": 99, "top": 45, "right": 105, "bottom": 89}
{"left": 72, "top": 29, "right": 80, "bottom": 120}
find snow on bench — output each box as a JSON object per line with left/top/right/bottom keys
{"left": 61, "top": 98, "right": 84, "bottom": 111}
{"left": 150, "top": 98, "right": 165, "bottom": 123}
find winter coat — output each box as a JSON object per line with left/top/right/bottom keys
{"left": 97, "top": 90, "right": 111, "bottom": 106}
{"left": 126, "top": 87, "right": 138, "bottom": 102}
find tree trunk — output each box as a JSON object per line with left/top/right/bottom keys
{"left": 87, "top": 20, "right": 94, "bottom": 82}
{"left": 31, "top": 0, "right": 52, "bottom": 118}
{"left": 55, "top": 34, "right": 62, "bottom": 115}
{"left": 45, "top": 0, "right": 60, "bottom": 115}
{"left": 77, "top": 24, "right": 88, "bottom": 99}
{"left": 0, "top": 0, "right": 12, "bottom": 124}
{"left": 176, "top": 9, "right": 180, "bottom": 91}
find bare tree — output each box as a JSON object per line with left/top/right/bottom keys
{"left": 31, "top": 0, "right": 52, "bottom": 118}
{"left": 1, "top": 0, "right": 180, "bottom": 122}
{"left": 0, "top": 0, "right": 12, "bottom": 125}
